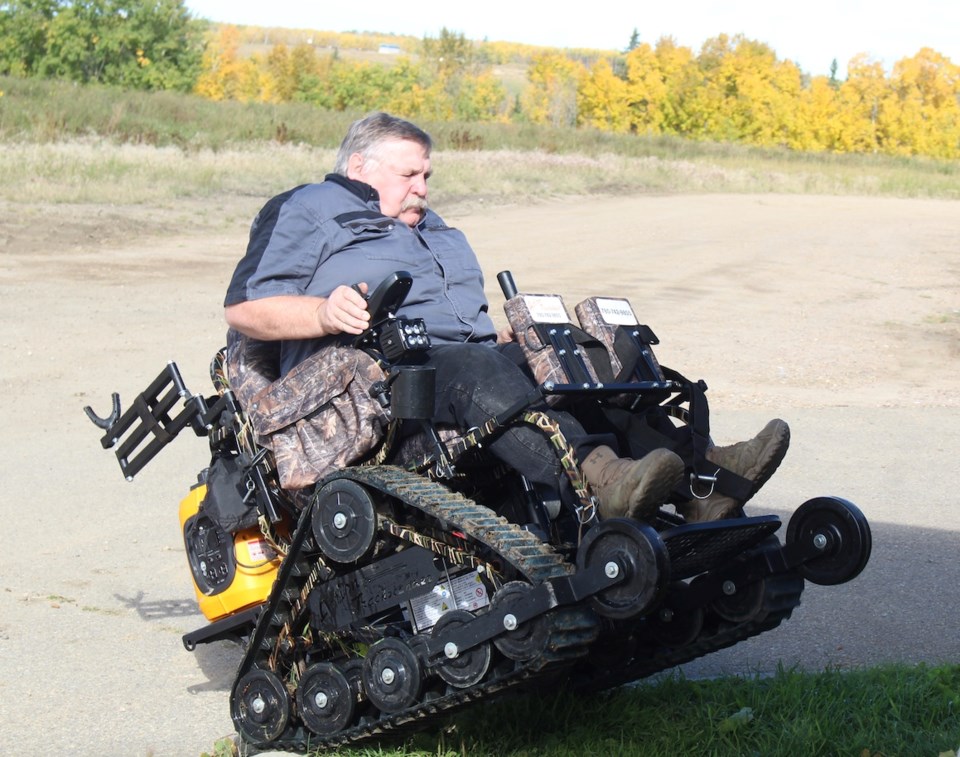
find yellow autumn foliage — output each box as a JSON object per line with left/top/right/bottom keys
{"left": 191, "top": 26, "right": 960, "bottom": 159}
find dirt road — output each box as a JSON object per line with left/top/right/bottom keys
{"left": 1, "top": 192, "right": 957, "bottom": 755}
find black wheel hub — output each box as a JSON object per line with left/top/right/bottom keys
{"left": 312, "top": 479, "right": 378, "bottom": 564}
{"left": 490, "top": 581, "right": 549, "bottom": 661}
{"left": 361, "top": 637, "right": 423, "bottom": 713}
{"left": 576, "top": 518, "right": 669, "bottom": 619}
{"left": 296, "top": 662, "right": 355, "bottom": 735}
{"left": 432, "top": 609, "right": 492, "bottom": 688}
{"left": 232, "top": 669, "right": 290, "bottom": 744}
{"left": 787, "top": 496, "right": 872, "bottom": 586}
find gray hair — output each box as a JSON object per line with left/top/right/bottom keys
{"left": 333, "top": 112, "right": 433, "bottom": 176}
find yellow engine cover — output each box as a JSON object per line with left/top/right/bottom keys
{"left": 178, "top": 484, "right": 280, "bottom": 622}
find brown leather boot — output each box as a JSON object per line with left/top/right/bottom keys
{"left": 678, "top": 418, "right": 790, "bottom": 523}
{"left": 581, "top": 445, "right": 685, "bottom": 522}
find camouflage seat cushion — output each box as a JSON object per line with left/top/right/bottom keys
{"left": 225, "top": 330, "right": 390, "bottom": 490}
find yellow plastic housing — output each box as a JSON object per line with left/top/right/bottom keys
{"left": 178, "top": 484, "right": 280, "bottom": 622}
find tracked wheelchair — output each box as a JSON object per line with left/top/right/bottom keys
{"left": 86, "top": 270, "right": 871, "bottom": 752}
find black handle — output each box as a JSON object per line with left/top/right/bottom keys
{"left": 497, "top": 270, "right": 518, "bottom": 300}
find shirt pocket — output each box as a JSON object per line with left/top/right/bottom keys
{"left": 336, "top": 212, "right": 397, "bottom": 241}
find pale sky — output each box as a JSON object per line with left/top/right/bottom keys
{"left": 184, "top": 0, "right": 958, "bottom": 78}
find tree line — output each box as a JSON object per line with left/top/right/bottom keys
{"left": 2, "top": 0, "right": 958, "bottom": 158}
{"left": 0, "top": 0, "right": 203, "bottom": 90}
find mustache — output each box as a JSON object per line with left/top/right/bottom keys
{"left": 400, "top": 196, "right": 429, "bottom": 213}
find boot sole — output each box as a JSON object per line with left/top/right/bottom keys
{"left": 749, "top": 422, "right": 791, "bottom": 495}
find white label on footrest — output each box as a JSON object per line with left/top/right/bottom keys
{"left": 595, "top": 297, "right": 639, "bottom": 325}
{"left": 522, "top": 294, "right": 570, "bottom": 323}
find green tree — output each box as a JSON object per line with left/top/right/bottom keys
{"left": 0, "top": 0, "right": 60, "bottom": 76}
{"left": 0, "top": 0, "right": 204, "bottom": 91}
{"left": 421, "top": 27, "right": 478, "bottom": 81}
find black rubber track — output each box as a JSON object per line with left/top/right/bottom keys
{"left": 233, "top": 465, "right": 599, "bottom": 753}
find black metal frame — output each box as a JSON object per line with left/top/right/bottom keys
{"left": 85, "top": 362, "right": 240, "bottom": 480}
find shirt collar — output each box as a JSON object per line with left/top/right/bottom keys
{"left": 325, "top": 172, "right": 431, "bottom": 230}
{"left": 325, "top": 173, "right": 379, "bottom": 204}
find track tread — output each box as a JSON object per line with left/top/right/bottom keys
{"left": 233, "top": 466, "right": 808, "bottom": 752}
{"left": 235, "top": 465, "right": 597, "bottom": 752}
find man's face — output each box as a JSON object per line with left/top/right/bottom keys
{"left": 349, "top": 138, "right": 431, "bottom": 227}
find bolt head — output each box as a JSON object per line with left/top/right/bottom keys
{"left": 380, "top": 667, "right": 395, "bottom": 685}
{"left": 444, "top": 642, "right": 459, "bottom": 659}
{"left": 604, "top": 561, "right": 620, "bottom": 579}
{"left": 333, "top": 512, "right": 348, "bottom": 530}
{"left": 503, "top": 613, "right": 518, "bottom": 631}
{"left": 314, "top": 691, "right": 329, "bottom": 709}
{"left": 722, "top": 580, "right": 737, "bottom": 596}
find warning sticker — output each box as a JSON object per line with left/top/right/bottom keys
{"left": 245, "top": 539, "right": 276, "bottom": 563}
{"left": 408, "top": 571, "right": 491, "bottom": 632}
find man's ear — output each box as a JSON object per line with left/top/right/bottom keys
{"left": 346, "top": 152, "right": 364, "bottom": 180}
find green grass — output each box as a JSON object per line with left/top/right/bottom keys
{"left": 258, "top": 665, "right": 959, "bottom": 757}
{"left": 0, "top": 74, "right": 359, "bottom": 149}
{"left": 200, "top": 664, "right": 960, "bottom": 756}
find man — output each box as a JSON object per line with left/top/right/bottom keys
{"left": 224, "top": 112, "right": 788, "bottom": 523}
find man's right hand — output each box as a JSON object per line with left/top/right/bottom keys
{"left": 225, "top": 284, "right": 370, "bottom": 341}
{"left": 316, "top": 283, "right": 370, "bottom": 336}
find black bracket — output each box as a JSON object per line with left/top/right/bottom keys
{"left": 416, "top": 556, "right": 624, "bottom": 665}
{"left": 84, "top": 362, "right": 211, "bottom": 480}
